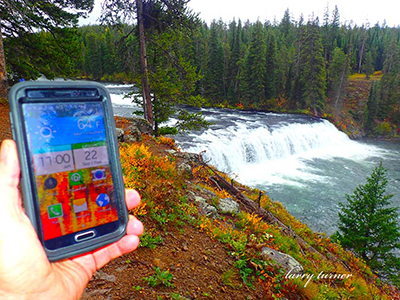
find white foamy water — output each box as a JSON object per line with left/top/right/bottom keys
{"left": 182, "top": 119, "right": 382, "bottom": 187}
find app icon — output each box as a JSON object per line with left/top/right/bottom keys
{"left": 44, "top": 177, "right": 58, "bottom": 189}
{"left": 47, "top": 203, "right": 63, "bottom": 219}
{"left": 73, "top": 198, "right": 88, "bottom": 213}
{"left": 92, "top": 169, "right": 106, "bottom": 181}
{"left": 69, "top": 171, "right": 83, "bottom": 186}
{"left": 96, "top": 193, "right": 110, "bottom": 207}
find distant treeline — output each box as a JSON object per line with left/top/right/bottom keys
{"left": 77, "top": 7, "right": 400, "bottom": 124}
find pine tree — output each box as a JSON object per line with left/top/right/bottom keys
{"left": 334, "top": 163, "right": 400, "bottom": 285}
{"left": 243, "top": 21, "right": 267, "bottom": 107}
{"left": 299, "top": 16, "right": 326, "bottom": 114}
{"left": 226, "top": 19, "right": 242, "bottom": 103}
{"left": 204, "top": 21, "right": 225, "bottom": 103}
{"left": 101, "top": 0, "right": 199, "bottom": 128}
{"left": 265, "top": 31, "right": 277, "bottom": 101}
{"left": 102, "top": 27, "right": 116, "bottom": 78}
{"left": 279, "top": 9, "right": 292, "bottom": 39}
{"left": 0, "top": 0, "right": 94, "bottom": 98}
{"left": 83, "top": 33, "right": 103, "bottom": 80}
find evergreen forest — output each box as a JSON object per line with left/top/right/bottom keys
{"left": 4, "top": 5, "right": 400, "bottom": 135}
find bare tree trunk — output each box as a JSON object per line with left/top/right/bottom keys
{"left": 0, "top": 23, "right": 8, "bottom": 100}
{"left": 136, "top": 0, "right": 153, "bottom": 130}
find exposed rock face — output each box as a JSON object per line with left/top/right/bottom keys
{"left": 166, "top": 150, "right": 202, "bottom": 179}
{"left": 261, "top": 247, "right": 304, "bottom": 274}
{"left": 116, "top": 117, "right": 152, "bottom": 142}
{"left": 130, "top": 118, "right": 153, "bottom": 135}
{"left": 125, "top": 125, "right": 141, "bottom": 143}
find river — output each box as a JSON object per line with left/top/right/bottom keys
{"left": 106, "top": 83, "right": 400, "bottom": 236}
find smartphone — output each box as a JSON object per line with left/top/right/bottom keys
{"left": 9, "top": 81, "right": 128, "bottom": 261}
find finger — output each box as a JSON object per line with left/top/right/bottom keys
{"left": 127, "top": 215, "right": 144, "bottom": 236}
{"left": 0, "top": 140, "right": 20, "bottom": 189}
{"left": 125, "top": 189, "right": 141, "bottom": 210}
{"left": 89, "top": 216, "right": 143, "bottom": 269}
{"left": 71, "top": 217, "right": 143, "bottom": 273}
{"left": 0, "top": 140, "right": 24, "bottom": 220}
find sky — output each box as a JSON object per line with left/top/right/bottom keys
{"left": 80, "top": 0, "right": 400, "bottom": 27}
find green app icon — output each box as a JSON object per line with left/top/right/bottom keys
{"left": 69, "top": 171, "right": 84, "bottom": 186}
{"left": 47, "top": 203, "right": 63, "bottom": 219}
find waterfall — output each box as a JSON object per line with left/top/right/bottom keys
{"left": 104, "top": 83, "right": 399, "bottom": 235}
{"left": 181, "top": 119, "right": 380, "bottom": 186}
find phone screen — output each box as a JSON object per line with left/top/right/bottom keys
{"left": 22, "top": 101, "right": 119, "bottom": 247}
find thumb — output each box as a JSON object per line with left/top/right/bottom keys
{"left": 0, "top": 139, "right": 24, "bottom": 220}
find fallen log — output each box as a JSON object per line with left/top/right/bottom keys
{"left": 198, "top": 161, "right": 351, "bottom": 271}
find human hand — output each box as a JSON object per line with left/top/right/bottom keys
{"left": 0, "top": 139, "right": 144, "bottom": 300}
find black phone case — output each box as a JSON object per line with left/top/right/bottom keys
{"left": 8, "top": 81, "right": 129, "bottom": 261}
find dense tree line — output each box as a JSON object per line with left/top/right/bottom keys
{"left": 76, "top": 6, "right": 400, "bottom": 120}
{"left": 4, "top": 3, "right": 400, "bottom": 133}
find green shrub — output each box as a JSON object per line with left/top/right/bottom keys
{"left": 374, "top": 121, "right": 392, "bottom": 136}
{"left": 143, "top": 267, "right": 174, "bottom": 287}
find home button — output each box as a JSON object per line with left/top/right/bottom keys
{"left": 74, "top": 230, "right": 96, "bottom": 242}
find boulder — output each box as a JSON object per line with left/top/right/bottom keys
{"left": 130, "top": 117, "right": 153, "bottom": 135}
{"left": 193, "top": 185, "right": 217, "bottom": 198}
{"left": 116, "top": 117, "right": 153, "bottom": 143}
{"left": 177, "top": 161, "right": 193, "bottom": 179}
{"left": 261, "top": 247, "right": 304, "bottom": 274}
{"left": 218, "top": 197, "right": 240, "bottom": 214}
{"left": 194, "top": 196, "right": 218, "bottom": 218}
{"left": 169, "top": 151, "right": 202, "bottom": 178}
{"left": 125, "top": 125, "right": 141, "bottom": 143}
{"left": 116, "top": 127, "right": 124, "bottom": 142}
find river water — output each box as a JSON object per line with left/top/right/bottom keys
{"left": 106, "top": 84, "right": 400, "bottom": 236}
